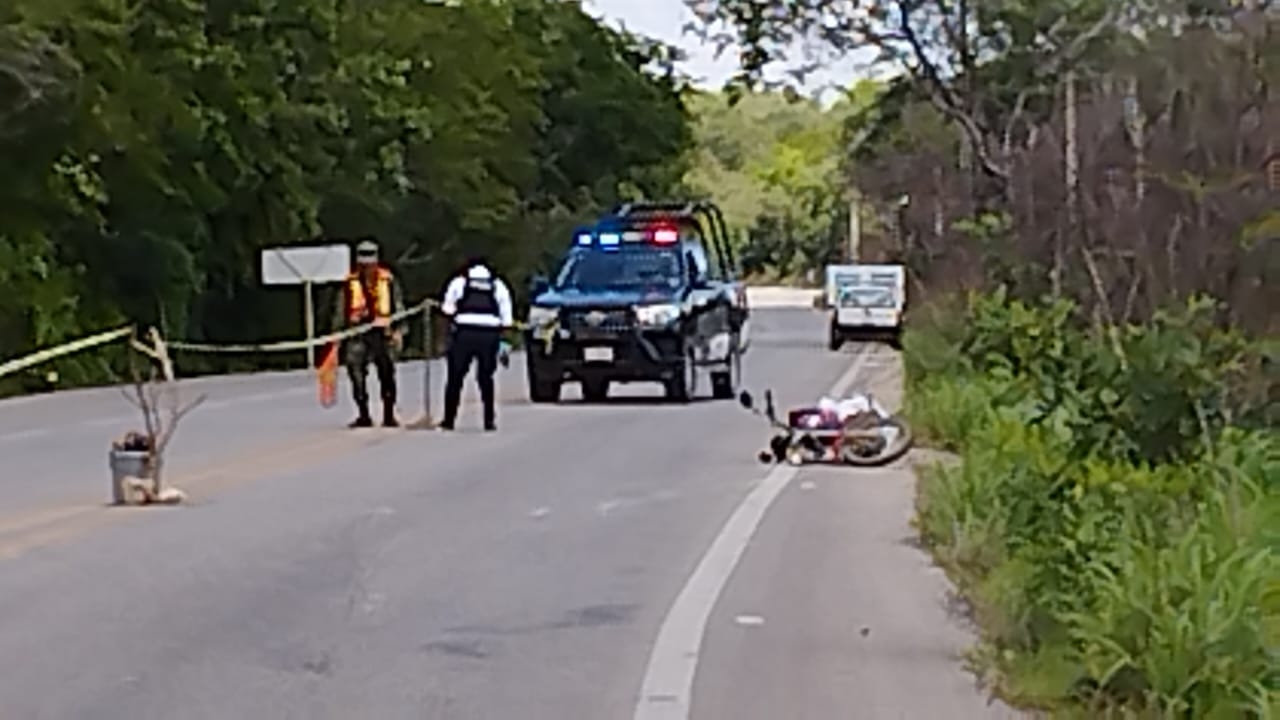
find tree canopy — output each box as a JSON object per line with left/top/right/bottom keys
{"left": 0, "top": 0, "right": 695, "bottom": 391}
{"left": 684, "top": 87, "right": 872, "bottom": 280}
{"left": 688, "top": 0, "right": 1278, "bottom": 330}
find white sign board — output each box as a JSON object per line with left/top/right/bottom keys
{"left": 261, "top": 244, "right": 351, "bottom": 286}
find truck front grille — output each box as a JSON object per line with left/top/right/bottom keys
{"left": 562, "top": 308, "right": 634, "bottom": 334}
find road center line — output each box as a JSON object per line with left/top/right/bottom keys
{"left": 0, "top": 386, "right": 314, "bottom": 445}
{"left": 633, "top": 345, "right": 874, "bottom": 720}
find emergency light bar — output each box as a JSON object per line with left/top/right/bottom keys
{"left": 574, "top": 226, "right": 679, "bottom": 247}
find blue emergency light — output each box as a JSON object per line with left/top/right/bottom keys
{"left": 574, "top": 224, "right": 679, "bottom": 249}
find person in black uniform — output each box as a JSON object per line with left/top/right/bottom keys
{"left": 438, "top": 256, "right": 514, "bottom": 431}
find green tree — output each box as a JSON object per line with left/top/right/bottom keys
{"left": 685, "top": 89, "right": 868, "bottom": 279}
{"left": 0, "top": 0, "right": 697, "bottom": 394}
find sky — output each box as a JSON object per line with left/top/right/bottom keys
{"left": 582, "top": 0, "right": 871, "bottom": 101}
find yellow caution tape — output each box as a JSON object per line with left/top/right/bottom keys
{"left": 537, "top": 320, "right": 559, "bottom": 353}
{"left": 0, "top": 296, "right": 555, "bottom": 382}
{"left": 0, "top": 326, "right": 133, "bottom": 380}
{"left": 168, "top": 297, "right": 546, "bottom": 355}
{"left": 167, "top": 302, "right": 431, "bottom": 354}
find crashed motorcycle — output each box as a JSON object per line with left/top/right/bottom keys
{"left": 738, "top": 389, "right": 913, "bottom": 467}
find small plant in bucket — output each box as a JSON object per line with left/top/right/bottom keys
{"left": 113, "top": 328, "right": 206, "bottom": 505}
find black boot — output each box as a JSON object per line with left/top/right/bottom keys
{"left": 382, "top": 404, "right": 399, "bottom": 428}
{"left": 349, "top": 402, "right": 373, "bottom": 428}
{"left": 439, "top": 402, "right": 457, "bottom": 431}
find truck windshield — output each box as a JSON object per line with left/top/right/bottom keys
{"left": 554, "top": 245, "right": 684, "bottom": 291}
{"left": 838, "top": 286, "right": 896, "bottom": 308}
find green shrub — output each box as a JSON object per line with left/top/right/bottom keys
{"left": 909, "top": 289, "right": 1279, "bottom": 717}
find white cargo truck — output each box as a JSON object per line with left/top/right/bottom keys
{"left": 824, "top": 263, "right": 905, "bottom": 350}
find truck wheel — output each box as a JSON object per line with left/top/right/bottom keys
{"left": 581, "top": 378, "right": 610, "bottom": 402}
{"left": 527, "top": 361, "right": 561, "bottom": 403}
{"left": 529, "top": 379, "right": 561, "bottom": 403}
{"left": 828, "top": 324, "right": 843, "bottom": 351}
{"left": 711, "top": 339, "right": 741, "bottom": 400}
{"left": 665, "top": 347, "right": 697, "bottom": 403}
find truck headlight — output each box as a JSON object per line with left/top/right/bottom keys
{"left": 635, "top": 303, "right": 681, "bottom": 327}
{"left": 527, "top": 305, "right": 558, "bottom": 328}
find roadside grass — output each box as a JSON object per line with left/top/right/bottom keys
{"left": 903, "top": 288, "right": 1279, "bottom": 718}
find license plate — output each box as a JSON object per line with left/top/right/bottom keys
{"left": 583, "top": 346, "right": 613, "bottom": 362}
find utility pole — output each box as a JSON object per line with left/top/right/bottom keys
{"left": 1124, "top": 75, "right": 1145, "bottom": 202}
{"left": 896, "top": 194, "right": 911, "bottom": 256}
{"left": 1057, "top": 68, "right": 1079, "bottom": 298}
{"left": 847, "top": 191, "right": 861, "bottom": 262}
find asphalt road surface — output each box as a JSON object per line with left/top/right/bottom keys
{"left": 0, "top": 304, "right": 1018, "bottom": 719}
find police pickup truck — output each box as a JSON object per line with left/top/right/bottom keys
{"left": 523, "top": 201, "right": 749, "bottom": 403}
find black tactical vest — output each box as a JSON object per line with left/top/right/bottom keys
{"left": 456, "top": 274, "right": 499, "bottom": 317}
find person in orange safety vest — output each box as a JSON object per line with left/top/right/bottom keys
{"left": 331, "top": 238, "right": 406, "bottom": 427}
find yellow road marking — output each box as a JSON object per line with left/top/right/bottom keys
{"left": 0, "top": 389, "right": 520, "bottom": 561}
{"left": 0, "top": 429, "right": 396, "bottom": 561}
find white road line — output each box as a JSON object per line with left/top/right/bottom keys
{"left": 633, "top": 346, "right": 873, "bottom": 720}
{"left": 0, "top": 427, "right": 53, "bottom": 442}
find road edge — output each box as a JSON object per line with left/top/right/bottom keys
{"left": 632, "top": 345, "right": 873, "bottom": 720}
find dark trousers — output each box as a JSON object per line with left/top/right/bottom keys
{"left": 442, "top": 325, "right": 501, "bottom": 427}
{"left": 346, "top": 330, "right": 396, "bottom": 416}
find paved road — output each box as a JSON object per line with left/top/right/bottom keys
{"left": 0, "top": 306, "right": 1015, "bottom": 719}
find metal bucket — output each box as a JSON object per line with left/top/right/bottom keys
{"left": 109, "top": 450, "right": 151, "bottom": 505}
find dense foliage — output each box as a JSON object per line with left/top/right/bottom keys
{"left": 905, "top": 295, "right": 1277, "bottom": 716}
{"left": 688, "top": 0, "right": 1278, "bottom": 330}
{"left": 688, "top": 0, "right": 1277, "bottom": 716}
{"left": 0, "top": 0, "right": 693, "bottom": 392}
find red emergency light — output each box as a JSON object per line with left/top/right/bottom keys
{"left": 652, "top": 227, "right": 678, "bottom": 244}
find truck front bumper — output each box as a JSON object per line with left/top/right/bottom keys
{"left": 524, "top": 326, "right": 686, "bottom": 384}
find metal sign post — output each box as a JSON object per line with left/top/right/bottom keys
{"left": 407, "top": 305, "right": 437, "bottom": 429}
{"left": 260, "top": 244, "right": 352, "bottom": 367}
{"left": 302, "top": 280, "right": 315, "bottom": 367}
{"left": 423, "top": 308, "right": 433, "bottom": 423}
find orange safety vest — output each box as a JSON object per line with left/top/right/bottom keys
{"left": 347, "top": 267, "right": 393, "bottom": 324}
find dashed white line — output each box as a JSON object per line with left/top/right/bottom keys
{"left": 633, "top": 346, "right": 872, "bottom": 720}
{"left": 0, "top": 427, "right": 52, "bottom": 442}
